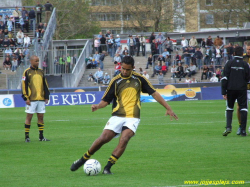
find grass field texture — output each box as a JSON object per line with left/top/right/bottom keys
{"left": 0, "top": 100, "right": 249, "bottom": 187}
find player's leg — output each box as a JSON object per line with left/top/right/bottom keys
{"left": 25, "top": 113, "right": 33, "bottom": 142}
{"left": 36, "top": 101, "right": 50, "bottom": 141}
{"left": 70, "top": 129, "right": 116, "bottom": 171}
{"left": 223, "top": 90, "right": 236, "bottom": 136}
{"left": 237, "top": 90, "right": 248, "bottom": 136}
{"left": 103, "top": 128, "right": 134, "bottom": 174}
{"left": 236, "top": 104, "right": 241, "bottom": 135}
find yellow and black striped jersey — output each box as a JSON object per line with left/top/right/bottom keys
{"left": 243, "top": 55, "right": 250, "bottom": 90}
{"left": 102, "top": 71, "right": 156, "bottom": 118}
{"left": 21, "top": 66, "right": 50, "bottom": 101}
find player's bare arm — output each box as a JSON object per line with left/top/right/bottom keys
{"left": 223, "top": 95, "right": 227, "bottom": 100}
{"left": 91, "top": 100, "right": 109, "bottom": 112}
{"left": 151, "top": 92, "right": 178, "bottom": 120}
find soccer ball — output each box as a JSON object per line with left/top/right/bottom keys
{"left": 83, "top": 159, "right": 101, "bottom": 176}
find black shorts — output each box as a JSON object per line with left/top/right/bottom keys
{"left": 226, "top": 90, "right": 248, "bottom": 110}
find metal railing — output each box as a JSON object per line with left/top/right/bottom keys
{"left": 62, "top": 40, "right": 93, "bottom": 88}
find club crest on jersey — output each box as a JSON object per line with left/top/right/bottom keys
{"left": 22, "top": 76, "right": 26, "bottom": 81}
{"left": 126, "top": 80, "right": 130, "bottom": 83}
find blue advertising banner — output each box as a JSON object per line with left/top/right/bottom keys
{"left": 201, "top": 87, "right": 222, "bottom": 100}
{"left": 13, "top": 91, "right": 105, "bottom": 107}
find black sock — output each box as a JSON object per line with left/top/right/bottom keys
{"left": 25, "top": 124, "right": 30, "bottom": 139}
{"left": 37, "top": 123, "right": 44, "bottom": 139}
{"left": 105, "top": 154, "right": 119, "bottom": 170}
{"left": 82, "top": 150, "right": 92, "bottom": 161}
{"left": 240, "top": 110, "right": 248, "bottom": 131}
{"left": 226, "top": 110, "right": 233, "bottom": 129}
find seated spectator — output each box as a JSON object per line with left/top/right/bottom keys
{"left": 103, "top": 72, "right": 111, "bottom": 85}
{"left": 175, "top": 63, "right": 184, "bottom": 80}
{"left": 14, "top": 47, "right": 22, "bottom": 56}
{"left": 0, "top": 30, "right": 4, "bottom": 44}
{"left": 38, "top": 22, "right": 44, "bottom": 33}
{"left": 191, "top": 77, "right": 197, "bottom": 83}
{"left": 2, "top": 37, "right": 10, "bottom": 47}
{"left": 8, "top": 31, "right": 13, "bottom": 39}
{"left": 87, "top": 73, "right": 94, "bottom": 82}
{"left": 17, "top": 35, "right": 23, "bottom": 46}
{"left": 11, "top": 57, "right": 18, "bottom": 72}
{"left": 18, "top": 53, "right": 25, "bottom": 65}
{"left": 122, "top": 47, "right": 129, "bottom": 56}
{"left": 114, "top": 62, "right": 121, "bottom": 76}
{"left": 3, "top": 28, "right": 8, "bottom": 35}
{"left": 9, "top": 38, "right": 16, "bottom": 47}
{"left": 145, "top": 54, "right": 153, "bottom": 69}
{"left": 23, "top": 47, "right": 29, "bottom": 57}
{"left": 34, "top": 29, "right": 40, "bottom": 38}
{"left": 0, "top": 21, "right": 5, "bottom": 31}
{"left": 5, "top": 47, "right": 12, "bottom": 56}
{"left": 114, "top": 53, "right": 121, "bottom": 65}
{"left": 215, "top": 68, "right": 221, "bottom": 81}
{"left": 162, "top": 48, "right": 170, "bottom": 58}
{"left": 157, "top": 54, "right": 165, "bottom": 65}
{"left": 91, "top": 58, "right": 98, "bottom": 68}
{"left": 115, "top": 46, "right": 123, "bottom": 57}
{"left": 210, "top": 73, "right": 218, "bottom": 82}
{"left": 201, "top": 65, "right": 209, "bottom": 80}
{"left": 165, "top": 55, "right": 171, "bottom": 66}
{"left": 175, "top": 52, "right": 181, "bottom": 64}
{"left": 151, "top": 62, "right": 162, "bottom": 77}
{"left": 43, "top": 23, "right": 47, "bottom": 30}
{"left": 93, "top": 51, "right": 100, "bottom": 67}
{"left": 41, "top": 29, "right": 45, "bottom": 38}
{"left": 187, "top": 62, "right": 196, "bottom": 78}
{"left": 208, "top": 65, "right": 214, "bottom": 79}
{"left": 158, "top": 71, "right": 164, "bottom": 84}
{"left": 185, "top": 77, "right": 191, "bottom": 83}
{"left": 86, "top": 58, "right": 92, "bottom": 69}
{"left": 170, "top": 65, "right": 177, "bottom": 79}
{"left": 3, "top": 57, "right": 12, "bottom": 70}
{"left": 23, "top": 35, "right": 30, "bottom": 47}
{"left": 94, "top": 68, "right": 104, "bottom": 83}
{"left": 161, "top": 64, "right": 167, "bottom": 75}
{"left": 16, "top": 29, "right": 24, "bottom": 39}
{"left": 142, "top": 71, "right": 149, "bottom": 79}
{"left": 183, "top": 64, "right": 190, "bottom": 78}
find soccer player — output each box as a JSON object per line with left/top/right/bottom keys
{"left": 70, "top": 56, "right": 178, "bottom": 174}
{"left": 221, "top": 46, "right": 250, "bottom": 137}
{"left": 21, "top": 55, "right": 50, "bottom": 142}
{"left": 236, "top": 41, "right": 250, "bottom": 135}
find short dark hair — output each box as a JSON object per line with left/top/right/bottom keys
{"left": 121, "top": 56, "right": 134, "bottom": 67}
{"left": 234, "top": 46, "right": 244, "bottom": 56}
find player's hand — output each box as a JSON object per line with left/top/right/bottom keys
{"left": 26, "top": 100, "right": 31, "bottom": 106}
{"left": 223, "top": 95, "right": 227, "bottom": 100}
{"left": 166, "top": 109, "right": 178, "bottom": 121}
{"left": 45, "top": 99, "right": 49, "bottom": 104}
{"left": 91, "top": 104, "right": 98, "bottom": 112}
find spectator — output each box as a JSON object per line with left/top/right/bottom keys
{"left": 11, "top": 57, "right": 18, "bottom": 72}
{"left": 145, "top": 54, "right": 153, "bottom": 69}
{"left": 210, "top": 73, "right": 218, "bottom": 82}
{"left": 194, "top": 47, "right": 203, "bottom": 69}
{"left": 94, "top": 37, "right": 100, "bottom": 52}
{"left": 103, "top": 72, "right": 111, "bottom": 85}
{"left": 200, "top": 38, "right": 206, "bottom": 55}
{"left": 185, "top": 77, "right": 191, "bottom": 83}
{"left": 36, "top": 2, "right": 43, "bottom": 23}
{"left": 165, "top": 55, "right": 171, "bottom": 67}
{"left": 21, "top": 7, "right": 28, "bottom": 18}
{"left": 44, "top": 1, "right": 53, "bottom": 23}
{"left": 227, "top": 43, "right": 234, "bottom": 61}
{"left": 156, "top": 32, "right": 164, "bottom": 54}
{"left": 12, "top": 7, "right": 21, "bottom": 26}
{"left": 135, "top": 35, "right": 140, "bottom": 56}
{"left": 206, "top": 36, "right": 213, "bottom": 49}
{"left": 162, "top": 48, "right": 170, "bottom": 59}
{"left": 0, "top": 21, "right": 5, "bottom": 31}
{"left": 87, "top": 73, "right": 94, "bottom": 82}
{"left": 181, "top": 37, "right": 188, "bottom": 50}
{"left": 0, "top": 30, "right": 4, "bottom": 44}
{"left": 34, "top": 28, "right": 40, "bottom": 39}
{"left": 171, "top": 65, "right": 177, "bottom": 79}
{"left": 5, "top": 47, "right": 12, "bottom": 56}
{"left": 114, "top": 35, "right": 121, "bottom": 54}
{"left": 93, "top": 51, "right": 100, "bottom": 66}
{"left": 183, "top": 64, "right": 189, "bottom": 78}
{"left": 158, "top": 71, "right": 164, "bottom": 84}
{"left": 191, "top": 77, "right": 197, "bottom": 83}
{"left": 140, "top": 35, "right": 146, "bottom": 56}
{"left": 188, "top": 63, "right": 196, "bottom": 78}
{"left": 189, "top": 47, "right": 196, "bottom": 65}
{"left": 176, "top": 63, "right": 184, "bottom": 80}
{"left": 16, "top": 29, "right": 24, "bottom": 39}
{"left": 223, "top": 44, "right": 228, "bottom": 63}
{"left": 38, "top": 22, "right": 44, "bottom": 33}
{"left": 183, "top": 47, "right": 191, "bottom": 65}
{"left": 7, "top": 17, "right": 12, "bottom": 32}
{"left": 14, "top": 47, "right": 22, "bottom": 56}
{"left": 151, "top": 39, "right": 157, "bottom": 60}
{"left": 29, "top": 7, "right": 36, "bottom": 30}
{"left": 23, "top": 47, "right": 30, "bottom": 57}
{"left": 138, "top": 67, "right": 143, "bottom": 75}
{"left": 157, "top": 54, "right": 165, "bottom": 65}
{"left": 201, "top": 65, "right": 209, "bottom": 80}
{"left": 3, "top": 57, "right": 12, "bottom": 70}
{"left": 107, "top": 35, "right": 115, "bottom": 57}
{"left": 115, "top": 46, "right": 123, "bottom": 57}
{"left": 208, "top": 65, "right": 214, "bottom": 79}
{"left": 214, "top": 36, "right": 223, "bottom": 47}
{"left": 114, "top": 53, "right": 121, "bottom": 65}
{"left": 149, "top": 32, "right": 155, "bottom": 43}
{"left": 142, "top": 71, "right": 149, "bottom": 79}
{"left": 216, "top": 68, "right": 222, "bottom": 81}
{"left": 97, "top": 32, "right": 102, "bottom": 41}
{"left": 23, "top": 35, "right": 31, "bottom": 48}
{"left": 165, "top": 37, "right": 173, "bottom": 55}
{"left": 151, "top": 62, "right": 162, "bottom": 77}
{"left": 24, "top": 13, "right": 29, "bottom": 32}
{"left": 114, "top": 62, "right": 121, "bottom": 76}
{"left": 100, "top": 34, "right": 106, "bottom": 51}
{"left": 161, "top": 64, "right": 167, "bottom": 75}
{"left": 204, "top": 47, "right": 212, "bottom": 65}
{"left": 3, "top": 28, "right": 8, "bottom": 36}
{"left": 189, "top": 36, "right": 198, "bottom": 48}
{"left": 122, "top": 47, "right": 129, "bottom": 56}
{"left": 105, "top": 30, "right": 111, "bottom": 38}
{"left": 17, "top": 35, "right": 24, "bottom": 46}
{"left": 9, "top": 38, "right": 16, "bottom": 47}
{"left": 215, "top": 46, "right": 222, "bottom": 66}
{"left": 175, "top": 52, "right": 181, "bottom": 64}
{"left": 2, "top": 37, "right": 10, "bottom": 47}
{"left": 19, "top": 16, "right": 24, "bottom": 31}
{"left": 127, "top": 35, "right": 135, "bottom": 56}
{"left": 99, "top": 51, "right": 106, "bottom": 70}
{"left": 8, "top": 31, "right": 13, "bottom": 39}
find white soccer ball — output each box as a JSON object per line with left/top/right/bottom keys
{"left": 83, "top": 159, "right": 101, "bottom": 176}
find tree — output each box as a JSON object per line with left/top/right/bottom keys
{"left": 22, "top": 0, "right": 100, "bottom": 39}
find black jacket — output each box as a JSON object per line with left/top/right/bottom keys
{"left": 29, "top": 9, "right": 36, "bottom": 19}
{"left": 221, "top": 57, "right": 250, "bottom": 95}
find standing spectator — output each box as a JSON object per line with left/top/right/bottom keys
{"left": 156, "top": 33, "right": 164, "bottom": 54}
{"left": 7, "top": 17, "right": 13, "bottom": 32}
{"left": 227, "top": 43, "right": 234, "bottom": 61}
{"left": 114, "top": 35, "right": 121, "bottom": 54}
{"left": 107, "top": 35, "right": 115, "bottom": 57}
{"left": 206, "top": 36, "right": 213, "bottom": 49}
{"left": 97, "top": 32, "right": 102, "bottom": 41}
{"left": 19, "top": 16, "right": 24, "bottom": 31}
{"left": 145, "top": 54, "right": 153, "bottom": 69}
{"left": 223, "top": 45, "right": 228, "bottom": 64}
{"left": 24, "top": 13, "right": 29, "bottom": 32}
{"left": 151, "top": 39, "right": 157, "bottom": 62}
{"left": 11, "top": 57, "right": 18, "bottom": 72}
{"left": 99, "top": 51, "right": 106, "bottom": 70}
{"left": 165, "top": 37, "right": 173, "bottom": 56}
{"left": 0, "top": 21, "right": 5, "bottom": 31}
{"left": 158, "top": 71, "right": 164, "bottom": 84}
{"left": 194, "top": 47, "right": 203, "bottom": 69}
{"left": 142, "top": 71, "right": 149, "bottom": 79}
{"left": 94, "top": 68, "right": 104, "bottom": 84}
{"left": 21, "top": 7, "right": 28, "bottom": 19}
{"left": 12, "top": 7, "right": 21, "bottom": 26}
{"left": 210, "top": 73, "right": 218, "bottom": 82}
{"left": 140, "top": 35, "right": 146, "bottom": 56}
{"left": 94, "top": 37, "right": 100, "bottom": 52}
{"left": 181, "top": 37, "right": 188, "bottom": 51}
{"left": 215, "top": 46, "right": 222, "bottom": 66}
{"left": 36, "top": 2, "right": 43, "bottom": 23}
{"left": 204, "top": 47, "right": 212, "bottom": 65}
{"left": 127, "top": 35, "right": 135, "bottom": 57}
{"left": 189, "top": 36, "right": 198, "bottom": 48}
{"left": 200, "top": 38, "right": 206, "bottom": 55}
{"left": 100, "top": 34, "right": 106, "bottom": 52}
{"left": 29, "top": 7, "right": 36, "bottom": 30}
{"left": 149, "top": 32, "right": 155, "bottom": 43}
{"left": 44, "top": 1, "right": 53, "bottom": 23}
{"left": 23, "top": 35, "right": 31, "bottom": 48}
{"left": 183, "top": 47, "right": 191, "bottom": 66}
{"left": 170, "top": 65, "right": 177, "bottom": 79}
{"left": 103, "top": 72, "right": 111, "bottom": 85}
{"left": 3, "top": 57, "right": 12, "bottom": 70}
{"left": 135, "top": 35, "right": 140, "bottom": 56}
{"left": 243, "top": 41, "right": 247, "bottom": 54}
{"left": 214, "top": 36, "right": 223, "bottom": 47}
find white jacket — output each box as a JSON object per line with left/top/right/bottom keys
{"left": 23, "top": 36, "right": 31, "bottom": 44}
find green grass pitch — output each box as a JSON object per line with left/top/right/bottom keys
{"left": 1, "top": 100, "right": 249, "bottom": 187}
